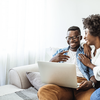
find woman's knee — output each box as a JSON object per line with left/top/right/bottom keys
{"left": 90, "top": 88, "right": 100, "bottom": 100}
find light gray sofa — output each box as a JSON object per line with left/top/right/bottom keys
{"left": 0, "top": 47, "right": 59, "bottom": 97}
{"left": 0, "top": 63, "right": 39, "bottom": 96}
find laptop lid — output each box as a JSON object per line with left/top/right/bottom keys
{"left": 38, "top": 61, "right": 78, "bottom": 88}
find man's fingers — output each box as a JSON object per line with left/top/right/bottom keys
{"left": 60, "top": 57, "right": 69, "bottom": 61}
{"left": 76, "top": 81, "right": 86, "bottom": 90}
{"left": 62, "top": 59, "right": 68, "bottom": 62}
{"left": 60, "top": 50, "right": 69, "bottom": 54}
{"left": 76, "top": 86, "right": 81, "bottom": 90}
{"left": 65, "top": 55, "right": 70, "bottom": 58}
{"left": 59, "top": 56, "right": 69, "bottom": 59}
{"left": 59, "top": 55, "right": 70, "bottom": 58}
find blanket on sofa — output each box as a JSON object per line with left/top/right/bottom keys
{"left": 0, "top": 87, "right": 38, "bottom": 100}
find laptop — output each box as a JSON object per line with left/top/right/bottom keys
{"left": 38, "top": 61, "right": 80, "bottom": 89}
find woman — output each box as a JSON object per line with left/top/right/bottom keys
{"left": 79, "top": 14, "right": 100, "bottom": 100}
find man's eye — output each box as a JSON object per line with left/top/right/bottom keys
{"left": 68, "top": 37, "right": 71, "bottom": 39}
{"left": 73, "top": 36, "right": 77, "bottom": 39}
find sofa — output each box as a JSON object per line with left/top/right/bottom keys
{"left": 0, "top": 63, "right": 39, "bottom": 99}
{"left": 0, "top": 47, "right": 59, "bottom": 99}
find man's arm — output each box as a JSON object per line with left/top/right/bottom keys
{"left": 50, "top": 50, "right": 69, "bottom": 62}
{"left": 77, "top": 76, "right": 97, "bottom": 90}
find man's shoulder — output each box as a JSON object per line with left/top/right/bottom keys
{"left": 78, "top": 45, "right": 84, "bottom": 51}
{"left": 57, "top": 46, "right": 83, "bottom": 52}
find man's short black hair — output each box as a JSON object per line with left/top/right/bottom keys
{"left": 82, "top": 14, "right": 100, "bottom": 37}
{"left": 68, "top": 26, "right": 81, "bottom": 35}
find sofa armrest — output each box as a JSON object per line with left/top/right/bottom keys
{"left": 9, "top": 64, "right": 39, "bottom": 89}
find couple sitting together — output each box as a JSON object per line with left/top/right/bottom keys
{"left": 38, "top": 14, "right": 100, "bottom": 100}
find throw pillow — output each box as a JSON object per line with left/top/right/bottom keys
{"left": 26, "top": 72, "right": 46, "bottom": 90}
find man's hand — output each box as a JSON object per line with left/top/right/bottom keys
{"left": 77, "top": 76, "right": 97, "bottom": 90}
{"left": 50, "top": 50, "right": 70, "bottom": 62}
{"left": 76, "top": 80, "right": 92, "bottom": 90}
{"left": 83, "top": 43, "right": 91, "bottom": 59}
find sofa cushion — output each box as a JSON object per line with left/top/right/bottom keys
{"left": 26, "top": 72, "right": 46, "bottom": 90}
{"left": 0, "top": 85, "right": 23, "bottom": 96}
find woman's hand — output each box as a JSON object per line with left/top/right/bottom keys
{"left": 83, "top": 43, "right": 91, "bottom": 59}
{"left": 78, "top": 54, "right": 91, "bottom": 67}
{"left": 50, "top": 51, "right": 70, "bottom": 62}
{"left": 76, "top": 81, "right": 92, "bottom": 90}
{"left": 78, "top": 53, "right": 96, "bottom": 70}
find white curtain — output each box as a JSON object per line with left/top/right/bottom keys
{"left": 0, "top": 0, "right": 46, "bottom": 86}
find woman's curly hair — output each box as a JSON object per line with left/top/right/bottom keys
{"left": 82, "top": 14, "right": 100, "bottom": 37}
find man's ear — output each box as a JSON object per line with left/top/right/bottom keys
{"left": 80, "top": 36, "right": 82, "bottom": 40}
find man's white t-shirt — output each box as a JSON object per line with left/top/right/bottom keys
{"left": 65, "top": 49, "right": 84, "bottom": 78}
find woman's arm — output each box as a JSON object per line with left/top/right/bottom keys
{"left": 81, "top": 42, "right": 95, "bottom": 59}
{"left": 81, "top": 42, "right": 91, "bottom": 59}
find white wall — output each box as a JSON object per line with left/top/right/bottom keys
{"left": 45, "top": 0, "right": 100, "bottom": 48}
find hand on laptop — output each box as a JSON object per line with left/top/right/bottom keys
{"left": 50, "top": 50, "right": 70, "bottom": 62}
{"left": 76, "top": 80, "right": 92, "bottom": 90}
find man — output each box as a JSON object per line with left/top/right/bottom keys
{"left": 38, "top": 26, "right": 96, "bottom": 100}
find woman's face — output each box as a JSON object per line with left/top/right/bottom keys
{"left": 84, "top": 28, "right": 96, "bottom": 45}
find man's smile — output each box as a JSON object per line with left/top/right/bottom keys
{"left": 70, "top": 42, "right": 77, "bottom": 46}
